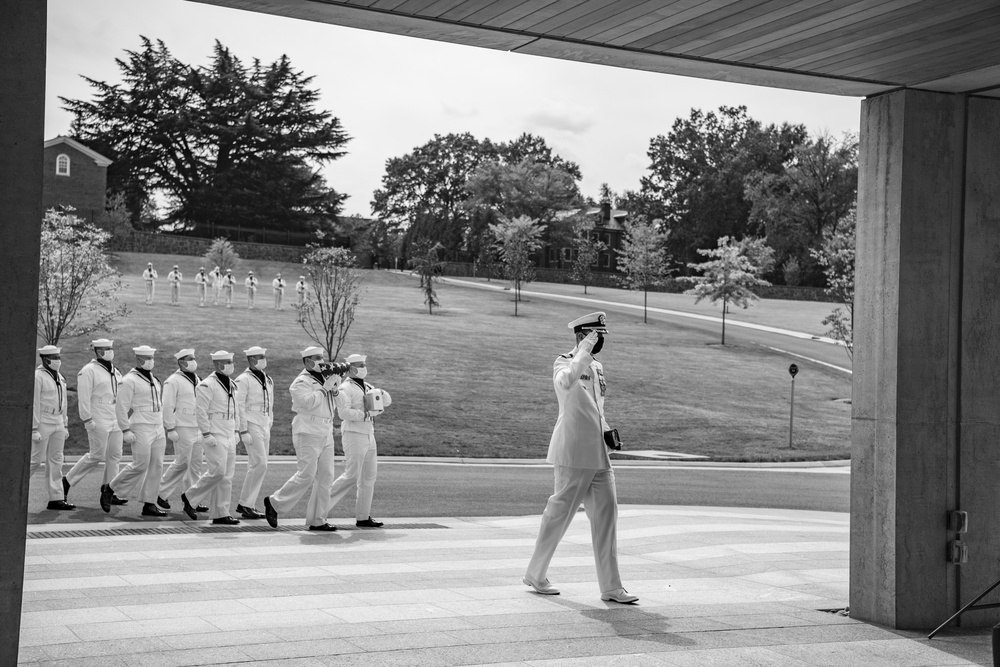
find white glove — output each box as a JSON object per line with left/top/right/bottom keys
{"left": 323, "top": 375, "right": 341, "bottom": 392}
{"left": 166, "top": 429, "right": 179, "bottom": 442}
{"left": 31, "top": 429, "right": 41, "bottom": 443}
{"left": 84, "top": 420, "right": 97, "bottom": 432}
{"left": 579, "top": 331, "right": 599, "bottom": 355}
{"left": 202, "top": 434, "right": 217, "bottom": 447}
{"left": 122, "top": 429, "right": 136, "bottom": 444}
{"left": 239, "top": 431, "right": 253, "bottom": 445}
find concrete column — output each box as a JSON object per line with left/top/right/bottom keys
{"left": 0, "top": 1, "right": 46, "bottom": 663}
{"left": 852, "top": 89, "right": 1000, "bottom": 629}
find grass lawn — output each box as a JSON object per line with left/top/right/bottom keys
{"left": 52, "top": 251, "right": 851, "bottom": 461}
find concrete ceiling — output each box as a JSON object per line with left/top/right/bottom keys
{"left": 191, "top": 0, "right": 1000, "bottom": 98}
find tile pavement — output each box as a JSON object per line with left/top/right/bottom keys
{"left": 17, "top": 506, "right": 992, "bottom": 666}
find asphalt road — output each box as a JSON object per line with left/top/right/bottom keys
{"left": 27, "top": 460, "right": 849, "bottom": 526}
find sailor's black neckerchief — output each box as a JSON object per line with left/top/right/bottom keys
{"left": 213, "top": 372, "right": 237, "bottom": 419}
{"left": 249, "top": 368, "right": 270, "bottom": 414}
{"left": 43, "top": 364, "right": 64, "bottom": 411}
{"left": 96, "top": 358, "right": 119, "bottom": 398}
{"left": 132, "top": 367, "right": 161, "bottom": 410}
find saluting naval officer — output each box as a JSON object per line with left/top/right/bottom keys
{"left": 523, "top": 312, "right": 638, "bottom": 604}
{"left": 31, "top": 345, "right": 75, "bottom": 510}
{"left": 103, "top": 345, "right": 168, "bottom": 517}
{"left": 264, "top": 346, "right": 345, "bottom": 531}
{"left": 194, "top": 267, "right": 209, "bottom": 307}
{"left": 272, "top": 273, "right": 286, "bottom": 311}
{"left": 328, "top": 354, "right": 392, "bottom": 528}
{"left": 62, "top": 339, "right": 126, "bottom": 507}
{"left": 156, "top": 349, "right": 208, "bottom": 514}
{"left": 142, "top": 262, "right": 158, "bottom": 305}
{"left": 234, "top": 346, "right": 273, "bottom": 519}
{"left": 180, "top": 351, "right": 244, "bottom": 525}
{"left": 167, "top": 264, "right": 182, "bottom": 306}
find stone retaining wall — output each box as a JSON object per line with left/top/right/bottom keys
{"left": 111, "top": 231, "right": 308, "bottom": 263}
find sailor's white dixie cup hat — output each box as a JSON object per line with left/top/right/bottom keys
{"left": 38, "top": 345, "right": 61, "bottom": 355}
{"left": 210, "top": 350, "right": 234, "bottom": 361}
{"left": 174, "top": 348, "right": 195, "bottom": 359}
{"left": 568, "top": 311, "right": 609, "bottom": 334}
{"left": 133, "top": 345, "right": 157, "bottom": 355}
{"left": 91, "top": 338, "right": 114, "bottom": 348}
{"left": 244, "top": 346, "right": 267, "bottom": 357}
{"left": 346, "top": 354, "right": 367, "bottom": 364}
{"left": 300, "top": 346, "right": 324, "bottom": 358}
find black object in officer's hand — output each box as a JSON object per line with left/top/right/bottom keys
{"left": 319, "top": 361, "right": 350, "bottom": 378}
{"left": 604, "top": 429, "right": 622, "bottom": 451}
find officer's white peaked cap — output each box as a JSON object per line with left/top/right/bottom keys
{"left": 244, "top": 346, "right": 267, "bottom": 357}
{"left": 568, "top": 311, "right": 609, "bottom": 333}
{"left": 91, "top": 338, "right": 114, "bottom": 348}
{"left": 346, "top": 354, "right": 367, "bottom": 364}
{"left": 210, "top": 350, "right": 234, "bottom": 361}
{"left": 133, "top": 345, "right": 157, "bottom": 355}
{"left": 174, "top": 348, "right": 195, "bottom": 359}
{"left": 300, "top": 346, "right": 324, "bottom": 358}
{"left": 299, "top": 276, "right": 305, "bottom": 280}
{"left": 38, "top": 345, "right": 61, "bottom": 355}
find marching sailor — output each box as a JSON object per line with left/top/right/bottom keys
{"left": 245, "top": 271, "right": 258, "bottom": 309}
{"left": 156, "top": 349, "right": 208, "bottom": 514}
{"left": 272, "top": 273, "right": 286, "bottom": 311}
{"left": 264, "top": 346, "right": 345, "bottom": 531}
{"left": 62, "top": 339, "right": 126, "bottom": 507}
{"left": 32, "top": 345, "right": 75, "bottom": 510}
{"left": 142, "top": 262, "right": 158, "bottom": 305}
{"left": 523, "top": 312, "right": 637, "bottom": 604}
{"left": 210, "top": 266, "right": 222, "bottom": 306}
{"left": 328, "top": 353, "right": 392, "bottom": 528}
{"left": 167, "top": 264, "right": 182, "bottom": 306}
{"left": 194, "top": 267, "right": 209, "bottom": 307}
{"left": 234, "top": 346, "right": 273, "bottom": 519}
{"left": 103, "top": 345, "right": 168, "bottom": 517}
{"left": 181, "top": 351, "right": 243, "bottom": 525}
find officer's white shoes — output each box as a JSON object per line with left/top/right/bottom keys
{"left": 523, "top": 576, "right": 560, "bottom": 595}
{"left": 601, "top": 588, "right": 639, "bottom": 604}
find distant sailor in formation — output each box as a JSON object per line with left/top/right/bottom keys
{"left": 167, "top": 264, "right": 182, "bottom": 306}
{"left": 194, "top": 267, "right": 209, "bottom": 307}
{"left": 245, "top": 271, "right": 258, "bottom": 309}
{"left": 32, "top": 345, "right": 75, "bottom": 511}
{"left": 142, "top": 262, "right": 158, "bottom": 305}
{"left": 295, "top": 275, "right": 307, "bottom": 310}
{"left": 234, "top": 346, "right": 272, "bottom": 520}
{"left": 156, "top": 349, "right": 207, "bottom": 514}
{"left": 523, "top": 311, "right": 638, "bottom": 604}
{"left": 104, "top": 345, "right": 167, "bottom": 517}
{"left": 272, "top": 273, "right": 286, "bottom": 311}
{"left": 265, "top": 346, "right": 344, "bottom": 531}
{"left": 222, "top": 269, "right": 236, "bottom": 308}
{"left": 181, "top": 350, "right": 243, "bottom": 525}
{"left": 210, "top": 266, "right": 222, "bottom": 305}
{"left": 63, "top": 339, "right": 125, "bottom": 508}
{"left": 328, "top": 354, "right": 391, "bottom": 528}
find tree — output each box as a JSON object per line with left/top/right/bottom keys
{"left": 640, "top": 106, "right": 806, "bottom": 268}
{"left": 409, "top": 240, "right": 445, "bottom": 314}
{"left": 38, "top": 209, "right": 129, "bottom": 345}
{"left": 811, "top": 207, "right": 856, "bottom": 359}
{"left": 618, "top": 217, "right": 671, "bottom": 323}
{"left": 570, "top": 231, "right": 606, "bottom": 295}
{"left": 203, "top": 237, "right": 241, "bottom": 274}
{"left": 684, "top": 236, "right": 774, "bottom": 344}
{"left": 490, "top": 215, "right": 546, "bottom": 316}
{"left": 745, "top": 132, "right": 858, "bottom": 285}
{"left": 62, "top": 37, "right": 349, "bottom": 233}
{"left": 298, "top": 247, "right": 362, "bottom": 359}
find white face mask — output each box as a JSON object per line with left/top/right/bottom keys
{"left": 352, "top": 367, "right": 368, "bottom": 379}
{"left": 183, "top": 360, "right": 197, "bottom": 372}
{"left": 140, "top": 359, "right": 154, "bottom": 371}
{"left": 221, "top": 364, "right": 234, "bottom": 376}
{"left": 98, "top": 350, "right": 114, "bottom": 361}
{"left": 47, "top": 360, "right": 62, "bottom": 372}
{"left": 254, "top": 359, "right": 267, "bottom": 370}
{"left": 308, "top": 358, "right": 324, "bottom": 371}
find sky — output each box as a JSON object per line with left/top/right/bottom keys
{"left": 46, "top": 0, "right": 863, "bottom": 218}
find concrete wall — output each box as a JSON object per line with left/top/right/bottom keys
{"left": 0, "top": 2, "right": 46, "bottom": 663}
{"left": 42, "top": 143, "right": 107, "bottom": 222}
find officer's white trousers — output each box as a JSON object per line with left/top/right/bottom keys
{"left": 269, "top": 432, "right": 335, "bottom": 527}
{"left": 144, "top": 281, "right": 155, "bottom": 304}
{"left": 224, "top": 287, "right": 233, "bottom": 308}
{"left": 65, "top": 420, "right": 122, "bottom": 488}
{"left": 184, "top": 430, "right": 236, "bottom": 520}
{"left": 273, "top": 290, "right": 283, "bottom": 310}
{"left": 525, "top": 466, "right": 622, "bottom": 594}
{"left": 158, "top": 426, "right": 203, "bottom": 500}
{"left": 110, "top": 423, "right": 166, "bottom": 504}
{"left": 238, "top": 422, "right": 270, "bottom": 507}
{"left": 198, "top": 284, "right": 207, "bottom": 307}
{"left": 327, "top": 431, "right": 377, "bottom": 521}
{"left": 212, "top": 285, "right": 220, "bottom": 305}
{"left": 31, "top": 423, "right": 67, "bottom": 501}
{"left": 170, "top": 283, "right": 179, "bottom": 304}
{"left": 246, "top": 288, "right": 256, "bottom": 309}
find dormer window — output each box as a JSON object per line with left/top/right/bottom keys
{"left": 56, "top": 154, "right": 70, "bottom": 176}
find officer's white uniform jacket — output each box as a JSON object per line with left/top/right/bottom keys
{"left": 222, "top": 275, "right": 237, "bottom": 289}
{"left": 195, "top": 372, "right": 241, "bottom": 435}
{"left": 162, "top": 370, "right": 200, "bottom": 430}
{"left": 195, "top": 272, "right": 209, "bottom": 287}
{"left": 168, "top": 270, "right": 182, "bottom": 284}
{"left": 77, "top": 359, "right": 122, "bottom": 428}
{"left": 245, "top": 276, "right": 258, "bottom": 291}
{"left": 34, "top": 366, "right": 68, "bottom": 429}
{"left": 338, "top": 378, "right": 392, "bottom": 436}
{"left": 142, "top": 268, "right": 157, "bottom": 282}
{"left": 295, "top": 281, "right": 307, "bottom": 295}
{"left": 116, "top": 369, "right": 163, "bottom": 429}
{"left": 290, "top": 370, "right": 339, "bottom": 436}
{"left": 546, "top": 346, "right": 611, "bottom": 470}
{"left": 235, "top": 368, "right": 274, "bottom": 429}
{"left": 272, "top": 278, "right": 285, "bottom": 292}
{"left": 210, "top": 270, "right": 222, "bottom": 287}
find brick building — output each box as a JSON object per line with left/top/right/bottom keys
{"left": 541, "top": 202, "right": 627, "bottom": 272}
{"left": 42, "top": 136, "right": 112, "bottom": 223}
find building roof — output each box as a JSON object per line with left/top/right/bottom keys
{"left": 197, "top": 0, "right": 1000, "bottom": 98}
{"left": 43, "top": 136, "right": 113, "bottom": 167}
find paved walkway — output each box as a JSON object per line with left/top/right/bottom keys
{"left": 19, "top": 506, "right": 990, "bottom": 666}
